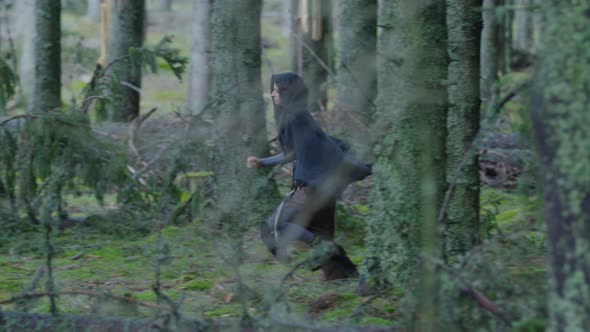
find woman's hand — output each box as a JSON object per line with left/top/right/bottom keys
{"left": 246, "top": 156, "right": 261, "bottom": 169}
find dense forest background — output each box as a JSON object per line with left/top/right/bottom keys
{"left": 0, "top": 0, "right": 588, "bottom": 331}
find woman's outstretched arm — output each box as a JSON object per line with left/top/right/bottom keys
{"left": 247, "top": 152, "right": 295, "bottom": 168}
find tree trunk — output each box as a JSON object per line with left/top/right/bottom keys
{"left": 186, "top": 0, "right": 210, "bottom": 116}
{"left": 480, "top": 0, "right": 498, "bottom": 102}
{"left": 513, "top": 0, "right": 533, "bottom": 52}
{"left": 364, "top": 0, "right": 448, "bottom": 293}
{"left": 288, "top": 0, "right": 299, "bottom": 73}
{"left": 156, "top": 0, "right": 172, "bottom": 12}
{"left": 107, "top": 0, "right": 145, "bottom": 122}
{"left": 334, "top": 0, "right": 376, "bottom": 157}
{"left": 301, "top": 0, "right": 332, "bottom": 112}
{"left": 86, "top": 0, "right": 101, "bottom": 22}
{"left": 532, "top": 2, "right": 590, "bottom": 330}
{"left": 503, "top": 0, "right": 513, "bottom": 74}
{"left": 30, "top": 0, "right": 61, "bottom": 113}
{"left": 496, "top": 0, "right": 513, "bottom": 75}
{"left": 18, "top": 0, "right": 35, "bottom": 101}
{"left": 445, "top": 0, "right": 482, "bottom": 260}
{"left": 209, "top": 0, "right": 273, "bottom": 228}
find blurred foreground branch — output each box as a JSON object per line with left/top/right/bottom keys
{"left": 0, "top": 310, "right": 398, "bottom": 332}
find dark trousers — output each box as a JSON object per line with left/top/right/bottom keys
{"left": 260, "top": 187, "right": 357, "bottom": 280}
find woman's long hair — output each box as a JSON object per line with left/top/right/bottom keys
{"left": 270, "top": 72, "right": 309, "bottom": 132}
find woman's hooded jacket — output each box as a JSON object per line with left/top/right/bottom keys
{"left": 268, "top": 72, "right": 371, "bottom": 195}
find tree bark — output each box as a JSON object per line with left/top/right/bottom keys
{"left": 445, "top": 0, "right": 482, "bottom": 259}
{"left": 364, "top": 0, "right": 448, "bottom": 293}
{"left": 334, "top": 0, "right": 377, "bottom": 157}
{"left": 107, "top": 0, "right": 145, "bottom": 122}
{"left": 186, "top": 0, "right": 210, "bottom": 116}
{"left": 532, "top": 2, "right": 590, "bottom": 330}
{"left": 208, "top": 0, "right": 274, "bottom": 227}
{"left": 480, "top": 0, "right": 497, "bottom": 101}
{"left": 301, "top": 0, "right": 332, "bottom": 112}
{"left": 30, "top": 0, "right": 61, "bottom": 113}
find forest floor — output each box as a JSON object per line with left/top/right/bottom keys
{"left": 0, "top": 2, "right": 548, "bottom": 330}
{"left": 0, "top": 186, "right": 544, "bottom": 327}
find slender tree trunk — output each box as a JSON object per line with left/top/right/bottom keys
{"left": 30, "top": 0, "right": 61, "bottom": 113}
{"left": 480, "top": 0, "right": 497, "bottom": 101}
{"left": 334, "top": 0, "right": 376, "bottom": 156}
{"left": 18, "top": 0, "right": 35, "bottom": 101}
{"left": 186, "top": 0, "right": 210, "bottom": 116}
{"left": 364, "top": 0, "right": 448, "bottom": 298}
{"left": 532, "top": 2, "right": 590, "bottom": 330}
{"left": 445, "top": 0, "right": 482, "bottom": 260}
{"left": 502, "top": 0, "right": 513, "bottom": 74}
{"left": 107, "top": 0, "right": 145, "bottom": 122}
{"left": 288, "top": 0, "right": 299, "bottom": 73}
{"left": 301, "top": 0, "right": 332, "bottom": 112}
{"left": 86, "top": 0, "right": 100, "bottom": 22}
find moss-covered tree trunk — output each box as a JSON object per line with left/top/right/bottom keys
{"left": 209, "top": 0, "right": 274, "bottom": 229}
{"left": 107, "top": 0, "right": 145, "bottom": 122}
{"left": 531, "top": 2, "right": 590, "bottom": 330}
{"left": 445, "top": 0, "right": 481, "bottom": 260}
{"left": 480, "top": 0, "right": 498, "bottom": 101}
{"left": 30, "top": 0, "right": 61, "bottom": 113}
{"left": 186, "top": 0, "right": 210, "bottom": 116}
{"left": 364, "top": 0, "right": 448, "bottom": 288}
{"left": 334, "top": 0, "right": 376, "bottom": 155}
{"left": 301, "top": 0, "right": 332, "bottom": 112}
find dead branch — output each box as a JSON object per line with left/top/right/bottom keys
{"left": 433, "top": 261, "right": 513, "bottom": 324}
{"left": 128, "top": 107, "right": 158, "bottom": 162}
{"left": 0, "top": 114, "right": 37, "bottom": 127}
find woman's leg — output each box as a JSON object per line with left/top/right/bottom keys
{"left": 303, "top": 197, "right": 358, "bottom": 280}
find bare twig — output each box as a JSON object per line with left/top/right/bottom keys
{"left": 120, "top": 81, "right": 143, "bottom": 94}
{"left": 102, "top": 54, "right": 131, "bottom": 74}
{"left": 0, "top": 114, "right": 37, "bottom": 126}
{"left": 128, "top": 107, "right": 158, "bottom": 162}
{"left": 494, "top": 82, "right": 529, "bottom": 114}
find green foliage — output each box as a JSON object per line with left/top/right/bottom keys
{"left": 0, "top": 111, "right": 130, "bottom": 231}
{"left": 0, "top": 58, "right": 16, "bottom": 115}
{"left": 82, "top": 36, "right": 188, "bottom": 121}
{"left": 130, "top": 35, "right": 189, "bottom": 82}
